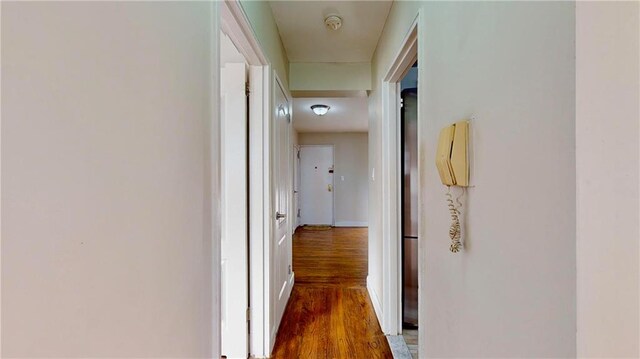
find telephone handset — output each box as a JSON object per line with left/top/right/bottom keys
{"left": 436, "top": 120, "right": 469, "bottom": 187}
{"left": 435, "top": 120, "right": 470, "bottom": 253}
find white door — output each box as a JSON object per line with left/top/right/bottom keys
{"left": 272, "top": 81, "right": 293, "bottom": 334}
{"left": 221, "top": 61, "right": 249, "bottom": 359}
{"left": 299, "top": 146, "right": 334, "bottom": 225}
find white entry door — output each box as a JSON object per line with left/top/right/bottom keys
{"left": 299, "top": 146, "right": 334, "bottom": 225}
{"left": 272, "top": 80, "right": 293, "bottom": 336}
{"left": 220, "top": 61, "right": 248, "bottom": 358}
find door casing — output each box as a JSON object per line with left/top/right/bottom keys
{"left": 220, "top": 1, "right": 278, "bottom": 357}
{"left": 374, "top": 11, "right": 423, "bottom": 340}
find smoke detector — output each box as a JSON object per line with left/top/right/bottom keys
{"left": 324, "top": 15, "right": 342, "bottom": 31}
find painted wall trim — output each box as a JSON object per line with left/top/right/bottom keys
{"left": 250, "top": 65, "right": 271, "bottom": 358}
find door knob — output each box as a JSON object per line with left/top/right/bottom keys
{"left": 276, "top": 211, "right": 286, "bottom": 220}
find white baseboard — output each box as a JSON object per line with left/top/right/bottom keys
{"left": 367, "top": 275, "right": 384, "bottom": 328}
{"left": 334, "top": 221, "right": 368, "bottom": 227}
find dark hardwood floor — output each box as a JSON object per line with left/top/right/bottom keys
{"left": 271, "top": 227, "right": 392, "bottom": 358}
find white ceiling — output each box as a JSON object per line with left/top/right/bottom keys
{"left": 269, "top": 1, "right": 393, "bottom": 63}
{"left": 293, "top": 97, "right": 368, "bottom": 133}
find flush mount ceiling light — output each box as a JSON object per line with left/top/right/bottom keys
{"left": 324, "top": 14, "right": 342, "bottom": 31}
{"left": 311, "top": 104, "right": 330, "bottom": 116}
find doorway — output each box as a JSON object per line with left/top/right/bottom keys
{"left": 219, "top": 1, "right": 273, "bottom": 357}
{"left": 299, "top": 145, "right": 335, "bottom": 226}
{"left": 400, "top": 62, "right": 419, "bottom": 359}
{"left": 380, "top": 12, "right": 421, "bottom": 359}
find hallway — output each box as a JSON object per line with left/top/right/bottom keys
{"left": 271, "top": 227, "right": 392, "bottom": 358}
{"left": 2, "top": 2, "right": 638, "bottom": 358}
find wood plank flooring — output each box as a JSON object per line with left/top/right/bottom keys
{"left": 271, "top": 227, "right": 392, "bottom": 358}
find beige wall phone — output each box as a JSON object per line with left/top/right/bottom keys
{"left": 435, "top": 120, "right": 469, "bottom": 253}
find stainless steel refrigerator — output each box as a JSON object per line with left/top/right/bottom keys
{"left": 401, "top": 88, "right": 419, "bottom": 328}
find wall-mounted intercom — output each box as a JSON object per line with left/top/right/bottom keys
{"left": 435, "top": 120, "right": 470, "bottom": 253}
{"left": 436, "top": 120, "right": 469, "bottom": 187}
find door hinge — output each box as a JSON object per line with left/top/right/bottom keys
{"left": 246, "top": 307, "right": 250, "bottom": 321}
{"left": 297, "top": 208, "right": 301, "bottom": 218}
{"left": 288, "top": 265, "right": 292, "bottom": 275}
{"left": 400, "top": 98, "right": 404, "bottom": 108}
{"left": 245, "top": 82, "right": 250, "bottom": 96}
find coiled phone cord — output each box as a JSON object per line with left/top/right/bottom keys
{"left": 446, "top": 187, "right": 464, "bottom": 253}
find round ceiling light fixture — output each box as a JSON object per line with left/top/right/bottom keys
{"left": 324, "top": 14, "right": 342, "bottom": 31}
{"left": 311, "top": 104, "right": 330, "bottom": 116}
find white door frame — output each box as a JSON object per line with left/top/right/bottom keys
{"left": 380, "top": 12, "right": 422, "bottom": 336}
{"left": 298, "top": 145, "right": 336, "bottom": 226}
{"left": 220, "top": 60, "right": 249, "bottom": 358}
{"left": 220, "top": 1, "right": 273, "bottom": 357}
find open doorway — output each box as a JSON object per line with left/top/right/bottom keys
{"left": 400, "top": 62, "right": 419, "bottom": 359}
{"left": 293, "top": 97, "right": 370, "bottom": 231}
{"left": 379, "top": 14, "right": 421, "bottom": 359}
{"left": 271, "top": 97, "right": 376, "bottom": 356}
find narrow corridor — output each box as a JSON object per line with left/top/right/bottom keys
{"left": 271, "top": 227, "right": 392, "bottom": 358}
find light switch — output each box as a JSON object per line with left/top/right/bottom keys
{"left": 341, "top": 176, "right": 345, "bottom": 181}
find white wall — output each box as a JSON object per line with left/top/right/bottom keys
{"left": 576, "top": 2, "right": 640, "bottom": 357}
{"left": 1, "top": 2, "right": 219, "bottom": 357}
{"left": 299, "top": 133, "right": 368, "bottom": 227}
{"left": 290, "top": 63, "right": 371, "bottom": 91}
{"left": 370, "top": 2, "right": 576, "bottom": 357}
{"left": 239, "top": 0, "right": 289, "bottom": 88}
